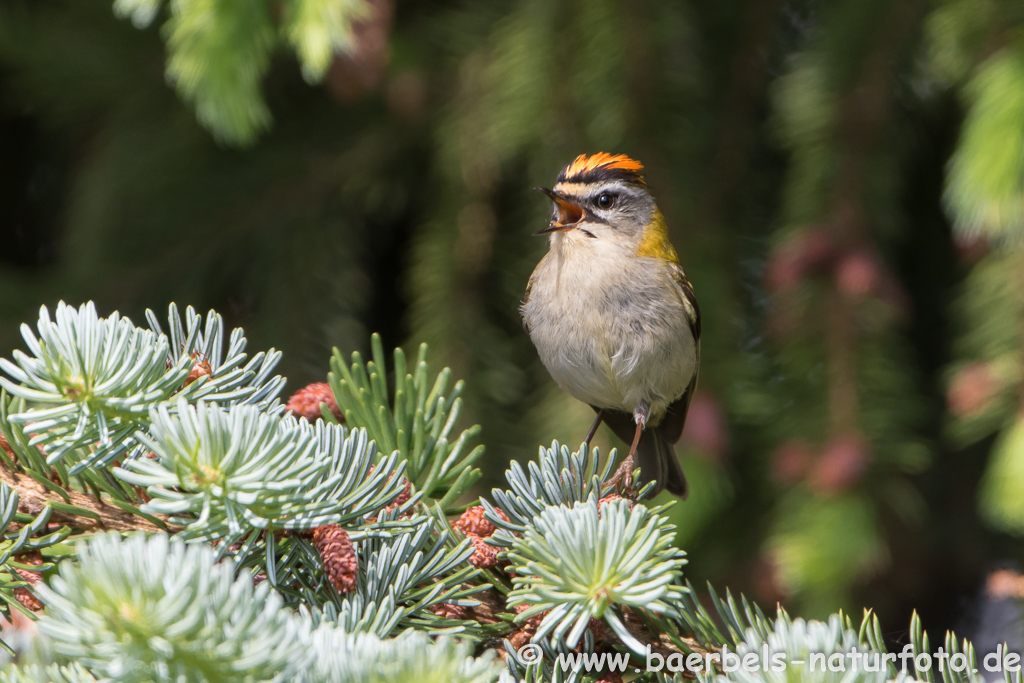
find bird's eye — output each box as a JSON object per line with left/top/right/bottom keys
{"left": 597, "top": 193, "right": 615, "bottom": 209}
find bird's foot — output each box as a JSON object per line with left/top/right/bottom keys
{"left": 605, "top": 406, "right": 646, "bottom": 499}
{"left": 607, "top": 453, "right": 638, "bottom": 498}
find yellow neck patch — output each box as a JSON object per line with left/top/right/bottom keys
{"left": 636, "top": 211, "right": 679, "bottom": 262}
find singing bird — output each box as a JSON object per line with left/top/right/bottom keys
{"left": 521, "top": 153, "right": 700, "bottom": 498}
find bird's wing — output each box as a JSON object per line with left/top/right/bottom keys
{"left": 659, "top": 371, "right": 698, "bottom": 444}
{"left": 668, "top": 261, "right": 701, "bottom": 340}
{"left": 659, "top": 262, "right": 701, "bottom": 444}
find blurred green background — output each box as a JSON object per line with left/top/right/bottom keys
{"left": 2, "top": 0, "right": 1024, "bottom": 640}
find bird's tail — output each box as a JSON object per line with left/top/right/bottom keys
{"left": 602, "top": 411, "right": 688, "bottom": 499}
{"left": 636, "top": 426, "right": 688, "bottom": 499}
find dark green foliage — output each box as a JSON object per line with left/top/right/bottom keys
{"left": 329, "top": 334, "right": 484, "bottom": 511}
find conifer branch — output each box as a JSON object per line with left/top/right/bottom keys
{"left": 0, "top": 460, "right": 173, "bottom": 535}
{"left": 0, "top": 301, "right": 1006, "bottom": 682}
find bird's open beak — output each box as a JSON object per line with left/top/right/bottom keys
{"left": 533, "top": 187, "right": 586, "bottom": 235}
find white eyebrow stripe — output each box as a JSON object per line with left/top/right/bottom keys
{"left": 552, "top": 180, "right": 640, "bottom": 199}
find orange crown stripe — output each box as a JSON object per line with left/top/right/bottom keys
{"left": 560, "top": 152, "right": 645, "bottom": 183}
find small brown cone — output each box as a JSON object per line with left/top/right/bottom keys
{"left": 427, "top": 602, "right": 469, "bottom": 620}
{"left": 452, "top": 506, "right": 509, "bottom": 569}
{"left": 184, "top": 352, "right": 212, "bottom": 387}
{"left": 386, "top": 476, "right": 412, "bottom": 512}
{"left": 598, "top": 494, "right": 633, "bottom": 515}
{"left": 509, "top": 605, "right": 548, "bottom": 652}
{"left": 453, "top": 506, "right": 508, "bottom": 537}
{"left": 364, "top": 468, "right": 413, "bottom": 522}
{"left": 467, "top": 536, "right": 499, "bottom": 569}
{"left": 312, "top": 524, "right": 358, "bottom": 593}
{"left": 12, "top": 565, "right": 43, "bottom": 612}
{"left": 286, "top": 383, "right": 344, "bottom": 423}
{"left": 0, "top": 434, "right": 15, "bottom": 468}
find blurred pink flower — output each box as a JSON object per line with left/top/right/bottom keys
{"left": 810, "top": 432, "right": 870, "bottom": 494}
{"left": 948, "top": 362, "right": 998, "bottom": 417}
{"left": 771, "top": 439, "right": 813, "bottom": 484}
{"left": 325, "top": 0, "right": 394, "bottom": 102}
{"left": 954, "top": 234, "right": 989, "bottom": 265}
{"left": 681, "top": 392, "right": 729, "bottom": 460}
{"left": 834, "top": 250, "right": 880, "bottom": 297}
{"left": 765, "top": 229, "right": 837, "bottom": 294}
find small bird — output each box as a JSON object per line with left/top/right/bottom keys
{"left": 521, "top": 153, "right": 700, "bottom": 498}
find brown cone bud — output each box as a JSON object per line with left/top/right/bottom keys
{"left": 598, "top": 494, "right": 634, "bottom": 515}
{"left": 428, "top": 602, "right": 469, "bottom": 620}
{"left": 0, "top": 433, "right": 13, "bottom": 464}
{"left": 312, "top": 524, "right": 358, "bottom": 593}
{"left": 387, "top": 476, "right": 412, "bottom": 511}
{"left": 507, "top": 628, "right": 533, "bottom": 653}
{"left": 184, "top": 352, "right": 212, "bottom": 387}
{"left": 13, "top": 565, "right": 43, "bottom": 611}
{"left": 453, "top": 506, "right": 508, "bottom": 537}
{"left": 467, "top": 535, "right": 499, "bottom": 569}
{"left": 514, "top": 603, "right": 548, "bottom": 626}
{"left": 286, "top": 382, "right": 344, "bottom": 423}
